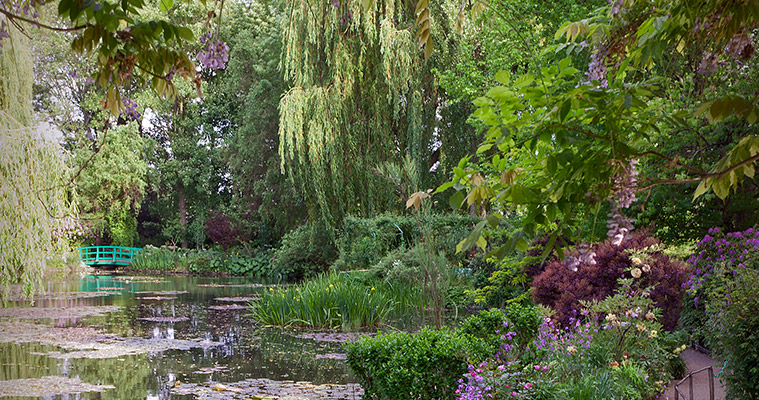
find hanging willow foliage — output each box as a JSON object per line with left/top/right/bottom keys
{"left": 278, "top": 0, "right": 445, "bottom": 225}
{"left": 0, "top": 115, "right": 73, "bottom": 302}
{"left": 0, "top": 22, "right": 73, "bottom": 302}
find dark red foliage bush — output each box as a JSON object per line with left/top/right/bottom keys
{"left": 205, "top": 212, "right": 239, "bottom": 249}
{"left": 530, "top": 231, "right": 687, "bottom": 331}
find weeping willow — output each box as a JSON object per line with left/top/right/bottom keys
{"left": 278, "top": 0, "right": 446, "bottom": 225}
{"left": 0, "top": 20, "right": 72, "bottom": 301}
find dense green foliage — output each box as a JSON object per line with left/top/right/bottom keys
{"left": 345, "top": 327, "right": 493, "bottom": 400}
{"left": 74, "top": 123, "right": 147, "bottom": 246}
{"left": 270, "top": 224, "right": 339, "bottom": 281}
{"left": 678, "top": 227, "right": 759, "bottom": 398}
{"left": 336, "top": 214, "right": 479, "bottom": 270}
{"left": 444, "top": 0, "right": 759, "bottom": 259}
{"left": 128, "top": 246, "right": 276, "bottom": 277}
{"left": 706, "top": 268, "right": 759, "bottom": 399}
{"left": 278, "top": 0, "right": 472, "bottom": 226}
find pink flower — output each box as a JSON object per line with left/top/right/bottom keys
{"left": 512, "top": 392, "right": 518, "bottom": 396}
{"left": 534, "top": 365, "right": 541, "bottom": 370}
{"left": 498, "top": 365, "right": 505, "bottom": 370}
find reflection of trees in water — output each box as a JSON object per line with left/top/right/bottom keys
{"left": 0, "top": 276, "right": 359, "bottom": 399}
{"left": 0, "top": 342, "right": 61, "bottom": 381}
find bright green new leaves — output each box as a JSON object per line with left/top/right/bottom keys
{"left": 694, "top": 135, "right": 759, "bottom": 200}
{"left": 445, "top": 56, "right": 660, "bottom": 256}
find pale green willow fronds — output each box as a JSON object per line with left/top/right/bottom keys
{"left": 278, "top": 0, "right": 444, "bottom": 225}
{"left": 0, "top": 114, "right": 74, "bottom": 302}
{"left": 0, "top": 22, "right": 73, "bottom": 302}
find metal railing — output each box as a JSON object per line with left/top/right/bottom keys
{"left": 78, "top": 246, "right": 141, "bottom": 266}
{"left": 674, "top": 366, "right": 715, "bottom": 400}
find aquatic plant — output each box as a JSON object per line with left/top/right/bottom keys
{"left": 249, "top": 272, "right": 396, "bottom": 330}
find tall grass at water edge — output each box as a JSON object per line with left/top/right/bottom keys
{"left": 249, "top": 272, "right": 418, "bottom": 330}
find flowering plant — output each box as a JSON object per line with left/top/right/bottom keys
{"left": 459, "top": 261, "right": 682, "bottom": 400}
{"left": 681, "top": 227, "right": 759, "bottom": 346}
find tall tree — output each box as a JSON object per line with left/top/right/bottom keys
{"left": 1, "top": 21, "right": 72, "bottom": 300}
{"left": 278, "top": 0, "right": 453, "bottom": 225}
{"left": 221, "top": 0, "right": 306, "bottom": 245}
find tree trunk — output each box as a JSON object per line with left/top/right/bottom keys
{"left": 178, "top": 183, "right": 188, "bottom": 249}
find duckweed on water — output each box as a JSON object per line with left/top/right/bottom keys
{"left": 0, "top": 305, "right": 122, "bottom": 319}
{"left": 0, "top": 321, "right": 221, "bottom": 359}
{"left": 171, "top": 378, "right": 363, "bottom": 399}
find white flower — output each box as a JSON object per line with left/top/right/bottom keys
{"left": 631, "top": 257, "right": 643, "bottom": 265}
{"left": 642, "top": 264, "right": 651, "bottom": 273}
{"left": 631, "top": 268, "right": 642, "bottom": 278}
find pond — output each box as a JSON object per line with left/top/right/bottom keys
{"left": 0, "top": 274, "right": 372, "bottom": 399}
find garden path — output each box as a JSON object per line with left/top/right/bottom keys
{"left": 664, "top": 349, "right": 726, "bottom": 400}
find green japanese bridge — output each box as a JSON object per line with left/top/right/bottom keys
{"left": 79, "top": 246, "right": 141, "bottom": 267}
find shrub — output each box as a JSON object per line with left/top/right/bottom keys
{"left": 128, "top": 246, "right": 276, "bottom": 277}
{"left": 681, "top": 227, "right": 759, "bottom": 398}
{"left": 530, "top": 231, "right": 688, "bottom": 331}
{"left": 182, "top": 249, "right": 276, "bottom": 277}
{"left": 128, "top": 246, "right": 183, "bottom": 271}
{"left": 345, "top": 328, "right": 492, "bottom": 400}
{"left": 706, "top": 268, "right": 759, "bottom": 399}
{"left": 458, "top": 309, "right": 508, "bottom": 349}
{"left": 681, "top": 227, "right": 759, "bottom": 346}
{"left": 271, "top": 223, "right": 338, "bottom": 281}
{"left": 204, "top": 211, "right": 239, "bottom": 249}
{"left": 458, "top": 271, "right": 684, "bottom": 400}
{"left": 469, "top": 256, "right": 530, "bottom": 307}
{"left": 336, "top": 214, "right": 480, "bottom": 270}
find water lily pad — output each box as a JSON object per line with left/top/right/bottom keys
{"left": 0, "top": 305, "right": 122, "bottom": 320}
{"left": 6, "top": 291, "right": 115, "bottom": 302}
{"left": 197, "top": 283, "right": 280, "bottom": 288}
{"left": 193, "top": 365, "right": 229, "bottom": 374}
{"left": 208, "top": 304, "right": 247, "bottom": 310}
{"left": 137, "top": 317, "right": 190, "bottom": 322}
{"left": 214, "top": 296, "right": 260, "bottom": 302}
{"left": 314, "top": 353, "right": 347, "bottom": 360}
{"left": 0, "top": 376, "right": 114, "bottom": 397}
{"left": 137, "top": 296, "right": 178, "bottom": 301}
{"left": 296, "top": 332, "right": 375, "bottom": 343}
{"left": 112, "top": 276, "right": 166, "bottom": 283}
{"left": 134, "top": 290, "right": 188, "bottom": 295}
{"left": 171, "top": 378, "right": 363, "bottom": 399}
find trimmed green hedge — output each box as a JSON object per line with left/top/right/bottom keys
{"left": 344, "top": 328, "right": 492, "bottom": 400}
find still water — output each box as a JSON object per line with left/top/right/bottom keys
{"left": 0, "top": 274, "right": 362, "bottom": 399}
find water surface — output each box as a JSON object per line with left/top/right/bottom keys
{"left": 0, "top": 274, "right": 360, "bottom": 399}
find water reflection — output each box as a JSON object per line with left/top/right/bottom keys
{"left": 0, "top": 274, "right": 355, "bottom": 399}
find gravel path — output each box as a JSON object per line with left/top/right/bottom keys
{"left": 664, "top": 349, "right": 726, "bottom": 400}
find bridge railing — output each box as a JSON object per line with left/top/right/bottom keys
{"left": 79, "top": 246, "right": 142, "bottom": 265}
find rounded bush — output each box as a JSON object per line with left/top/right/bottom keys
{"left": 530, "top": 232, "right": 688, "bottom": 331}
